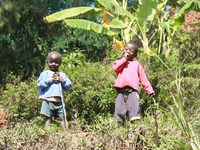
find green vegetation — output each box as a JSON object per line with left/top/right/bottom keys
{"left": 0, "top": 0, "right": 199, "bottom": 149}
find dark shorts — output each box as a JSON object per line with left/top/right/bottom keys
{"left": 40, "top": 100, "right": 65, "bottom": 118}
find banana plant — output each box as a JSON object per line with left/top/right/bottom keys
{"left": 43, "top": 0, "right": 200, "bottom": 55}
{"left": 159, "top": 0, "right": 200, "bottom": 57}
{"left": 43, "top": 0, "right": 159, "bottom": 51}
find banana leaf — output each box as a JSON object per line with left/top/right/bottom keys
{"left": 136, "top": 0, "right": 158, "bottom": 31}
{"left": 109, "top": 19, "right": 127, "bottom": 29}
{"left": 43, "top": 7, "right": 102, "bottom": 23}
{"left": 63, "top": 19, "right": 118, "bottom": 37}
{"left": 97, "top": 0, "right": 136, "bottom": 20}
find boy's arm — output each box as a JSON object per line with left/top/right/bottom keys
{"left": 113, "top": 58, "right": 128, "bottom": 73}
{"left": 60, "top": 73, "right": 72, "bottom": 91}
{"left": 138, "top": 64, "right": 154, "bottom": 95}
{"left": 37, "top": 72, "right": 53, "bottom": 89}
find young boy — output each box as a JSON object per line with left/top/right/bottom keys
{"left": 113, "top": 42, "right": 155, "bottom": 123}
{"left": 37, "top": 51, "right": 72, "bottom": 129}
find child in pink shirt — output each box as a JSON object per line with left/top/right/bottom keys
{"left": 113, "top": 42, "right": 155, "bottom": 123}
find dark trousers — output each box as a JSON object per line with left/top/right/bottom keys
{"left": 114, "top": 91, "right": 140, "bottom": 122}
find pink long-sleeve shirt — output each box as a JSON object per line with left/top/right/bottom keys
{"left": 113, "top": 58, "right": 154, "bottom": 95}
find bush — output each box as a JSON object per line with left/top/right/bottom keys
{"left": 63, "top": 61, "right": 116, "bottom": 123}
{"left": 1, "top": 53, "right": 117, "bottom": 124}
{"left": 1, "top": 72, "right": 40, "bottom": 122}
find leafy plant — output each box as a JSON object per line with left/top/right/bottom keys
{"left": 43, "top": 0, "right": 200, "bottom": 56}
{"left": 1, "top": 72, "right": 40, "bottom": 122}
{"left": 63, "top": 61, "right": 116, "bottom": 122}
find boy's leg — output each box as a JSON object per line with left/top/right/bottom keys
{"left": 57, "top": 104, "right": 67, "bottom": 130}
{"left": 40, "top": 101, "right": 52, "bottom": 128}
{"left": 45, "top": 117, "right": 52, "bottom": 129}
{"left": 127, "top": 92, "right": 141, "bottom": 121}
{"left": 59, "top": 116, "right": 66, "bottom": 130}
{"left": 114, "top": 93, "right": 127, "bottom": 123}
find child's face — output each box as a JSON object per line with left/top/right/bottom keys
{"left": 47, "top": 53, "right": 61, "bottom": 72}
{"left": 122, "top": 43, "right": 136, "bottom": 60}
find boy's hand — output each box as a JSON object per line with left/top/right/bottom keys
{"left": 123, "top": 52, "right": 129, "bottom": 60}
{"left": 150, "top": 93, "right": 155, "bottom": 98}
{"left": 52, "top": 72, "right": 62, "bottom": 83}
{"left": 124, "top": 53, "right": 128, "bottom": 59}
{"left": 123, "top": 52, "right": 133, "bottom": 60}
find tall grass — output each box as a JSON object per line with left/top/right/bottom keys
{"left": 162, "top": 69, "right": 200, "bottom": 150}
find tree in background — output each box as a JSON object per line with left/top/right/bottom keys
{"left": 0, "top": 0, "right": 53, "bottom": 84}
{"left": 0, "top": 0, "right": 111, "bottom": 85}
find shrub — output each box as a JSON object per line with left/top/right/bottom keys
{"left": 64, "top": 61, "right": 116, "bottom": 123}
{"left": 1, "top": 54, "right": 117, "bottom": 124}
{"left": 1, "top": 72, "right": 40, "bottom": 122}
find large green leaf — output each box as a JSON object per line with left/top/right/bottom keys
{"left": 43, "top": 7, "right": 102, "bottom": 23}
{"left": 97, "top": 0, "right": 136, "bottom": 20}
{"left": 136, "top": 0, "right": 158, "bottom": 31}
{"left": 63, "top": 19, "right": 118, "bottom": 37}
{"left": 109, "top": 19, "right": 127, "bottom": 29}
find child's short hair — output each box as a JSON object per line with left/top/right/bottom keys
{"left": 46, "top": 51, "right": 62, "bottom": 63}
{"left": 47, "top": 51, "right": 61, "bottom": 59}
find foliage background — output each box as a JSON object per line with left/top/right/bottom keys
{"left": 0, "top": 0, "right": 199, "bottom": 149}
